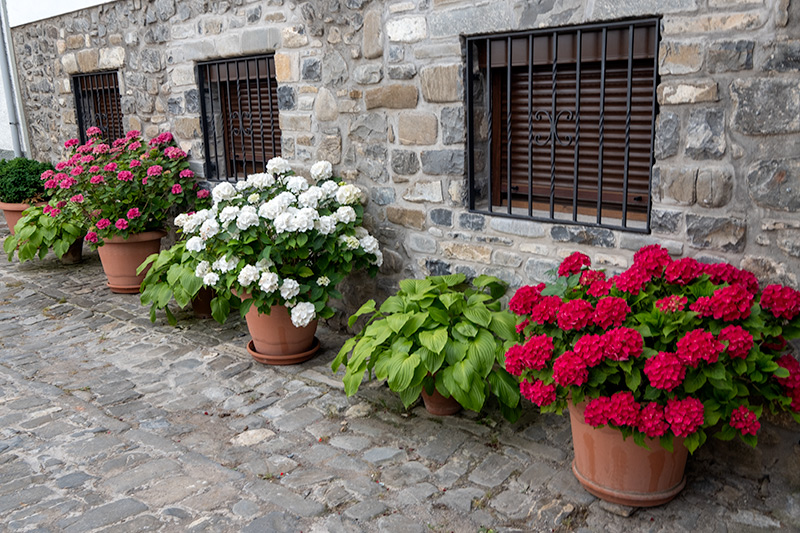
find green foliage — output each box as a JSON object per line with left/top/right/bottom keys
{"left": 333, "top": 274, "right": 521, "bottom": 421}
{"left": 0, "top": 157, "right": 52, "bottom": 204}
{"left": 4, "top": 205, "right": 83, "bottom": 262}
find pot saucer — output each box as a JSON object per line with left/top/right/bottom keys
{"left": 246, "top": 337, "right": 321, "bottom": 365}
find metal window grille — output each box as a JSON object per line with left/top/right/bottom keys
{"left": 73, "top": 71, "right": 124, "bottom": 144}
{"left": 466, "top": 19, "right": 660, "bottom": 233}
{"left": 197, "top": 54, "right": 282, "bottom": 182}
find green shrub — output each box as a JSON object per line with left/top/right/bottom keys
{"left": 0, "top": 157, "right": 53, "bottom": 204}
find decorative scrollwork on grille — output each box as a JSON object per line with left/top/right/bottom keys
{"left": 531, "top": 108, "right": 577, "bottom": 147}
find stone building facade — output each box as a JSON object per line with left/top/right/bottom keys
{"left": 9, "top": 0, "right": 800, "bottom": 308}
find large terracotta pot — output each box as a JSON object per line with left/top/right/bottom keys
{"left": 243, "top": 303, "right": 320, "bottom": 365}
{"left": 568, "top": 400, "right": 688, "bottom": 507}
{"left": 421, "top": 388, "right": 462, "bottom": 416}
{"left": 0, "top": 201, "right": 31, "bottom": 235}
{"left": 97, "top": 230, "right": 166, "bottom": 294}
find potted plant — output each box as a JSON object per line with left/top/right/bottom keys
{"left": 0, "top": 157, "right": 53, "bottom": 234}
{"left": 508, "top": 246, "right": 800, "bottom": 507}
{"left": 332, "top": 273, "right": 522, "bottom": 420}
{"left": 51, "top": 128, "right": 197, "bottom": 292}
{"left": 3, "top": 204, "right": 85, "bottom": 264}
{"left": 178, "top": 158, "right": 382, "bottom": 364}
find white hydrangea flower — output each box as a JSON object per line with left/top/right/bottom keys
{"left": 219, "top": 205, "right": 241, "bottom": 225}
{"left": 372, "top": 249, "right": 384, "bottom": 267}
{"left": 335, "top": 183, "right": 362, "bottom": 205}
{"left": 213, "top": 255, "right": 238, "bottom": 273}
{"left": 286, "top": 175, "right": 310, "bottom": 194}
{"left": 203, "top": 272, "right": 220, "bottom": 286}
{"left": 359, "top": 235, "right": 380, "bottom": 254}
{"left": 320, "top": 180, "right": 339, "bottom": 198}
{"left": 315, "top": 215, "right": 336, "bottom": 235}
{"left": 273, "top": 212, "right": 293, "bottom": 234}
{"left": 292, "top": 207, "right": 318, "bottom": 233}
{"left": 195, "top": 261, "right": 211, "bottom": 278}
{"left": 186, "top": 236, "right": 205, "bottom": 252}
{"left": 258, "top": 271, "right": 279, "bottom": 293}
{"left": 354, "top": 227, "right": 369, "bottom": 239}
{"left": 266, "top": 157, "right": 291, "bottom": 176}
{"left": 247, "top": 172, "right": 275, "bottom": 189}
{"left": 212, "top": 182, "right": 237, "bottom": 203}
{"left": 316, "top": 276, "right": 330, "bottom": 287}
{"left": 298, "top": 186, "right": 324, "bottom": 209}
{"left": 183, "top": 209, "right": 210, "bottom": 233}
{"left": 334, "top": 206, "right": 356, "bottom": 224}
{"left": 340, "top": 235, "right": 360, "bottom": 250}
{"left": 235, "top": 180, "right": 249, "bottom": 191}
{"left": 310, "top": 161, "right": 333, "bottom": 181}
{"left": 247, "top": 193, "right": 260, "bottom": 203}
{"left": 237, "top": 264, "right": 261, "bottom": 286}
{"left": 280, "top": 278, "right": 300, "bottom": 300}
{"left": 236, "top": 205, "right": 260, "bottom": 231}
{"left": 259, "top": 199, "right": 283, "bottom": 220}
{"left": 199, "top": 218, "right": 220, "bottom": 240}
{"left": 255, "top": 258, "right": 274, "bottom": 271}
{"left": 174, "top": 213, "right": 189, "bottom": 229}
{"left": 291, "top": 302, "right": 316, "bottom": 328}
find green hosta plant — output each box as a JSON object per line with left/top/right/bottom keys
{"left": 4, "top": 205, "right": 83, "bottom": 262}
{"left": 332, "top": 273, "right": 522, "bottom": 421}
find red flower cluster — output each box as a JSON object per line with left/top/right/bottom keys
{"left": 638, "top": 402, "right": 670, "bottom": 438}
{"left": 557, "top": 299, "right": 594, "bottom": 331}
{"left": 613, "top": 265, "right": 651, "bottom": 295}
{"left": 583, "top": 395, "right": 703, "bottom": 439}
{"left": 552, "top": 351, "right": 588, "bottom": 387}
{"left": 776, "top": 354, "right": 800, "bottom": 390}
{"left": 574, "top": 334, "right": 605, "bottom": 367}
{"left": 504, "top": 334, "right": 554, "bottom": 375}
{"left": 587, "top": 278, "right": 612, "bottom": 298}
{"left": 664, "top": 397, "right": 705, "bottom": 438}
{"left": 583, "top": 397, "right": 612, "bottom": 426}
{"left": 718, "top": 325, "right": 753, "bottom": 359}
{"left": 729, "top": 405, "right": 760, "bottom": 436}
{"left": 530, "top": 295, "right": 563, "bottom": 324}
{"left": 520, "top": 379, "right": 557, "bottom": 406}
{"left": 704, "top": 262, "right": 760, "bottom": 295}
{"left": 689, "top": 296, "right": 713, "bottom": 317}
{"left": 676, "top": 329, "right": 724, "bottom": 367}
{"left": 644, "top": 352, "right": 686, "bottom": 391}
{"left": 708, "top": 284, "right": 753, "bottom": 322}
{"left": 558, "top": 252, "right": 591, "bottom": 277}
{"left": 655, "top": 295, "right": 688, "bottom": 313}
{"left": 607, "top": 391, "right": 640, "bottom": 426}
{"left": 760, "top": 284, "right": 800, "bottom": 320}
{"left": 633, "top": 244, "right": 672, "bottom": 277}
{"left": 593, "top": 297, "right": 630, "bottom": 329}
{"left": 602, "top": 327, "right": 643, "bottom": 361}
{"left": 509, "top": 283, "right": 545, "bottom": 315}
{"left": 580, "top": 270, "right": 606, "bottom": 287}
{"left": 664, "top": 257, "right": 704, "bottom": 286}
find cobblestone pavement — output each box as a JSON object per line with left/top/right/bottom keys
{"left": 1, "top": 224, "right": 799, "bottom": 533}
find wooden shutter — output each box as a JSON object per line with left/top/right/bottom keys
{"left": 74, "top": 72, "right": 124, "bottom": 143}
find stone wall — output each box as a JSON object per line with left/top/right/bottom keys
{"left": 10, "top": 0, "right": 800, "bottom": 310}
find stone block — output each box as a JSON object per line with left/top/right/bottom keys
{"left": 282, "top": 26, "right": 308, "bottom": 48}
{"left": 170, "top": 65, "right": 195, "bottom": 86}
{"left": 696, "top": 167, "right": 733, "bottom": 208}
{"left": 764, "top": 42, "right": 800, "bottom": 72}
{"left": 353, "top": 65, "right": 383, "bottom": 85}
{"left": 655, "top": 112, "right": 680, "bottom": 160}
{"left": 387, "top": 64, "right": 417, "bottom": 80}
{"left": 651, "top": 209, "right": 682, "bottom": 234}
{"left": 99, "top": 47, "right": 125, "bottom": 69}
{"left": 731, "top": 79, "right": 800, "bottom": 135}
{"left": 173, "top": 117, "right": 200, "bottom": 139}
{"left": 403, "top": 181, "right": 443, "bottom": 203}
{"left": 387, "top": 206, "right": 426, "bottom": 229}
{"left": 349, "top": 113, "right": 387, "bottom": 143}
{"left": 658, "top": 80, "right": 718, "bottom": 105}
{"left": 429, "top": 4, "right": 511, "bottom": 38}
{"left": 301, "top": 58, "right": 321, "bottom": 81}
{"left": 371, "top": 187, "right": 395, "bottom": 205}
{"left": 317, "top": 133, "right": 342, "bottom": 164}
{"left": 488, "top": 217, "right": 545, "bottom": 237}
{"left": 242, "top": 27, "right": 280, "bottom": 54}
{"left": 407, "top": 233, "right": 438, "bottom": 253}
{"left": 430, "top": 208, "right": 453, "bottom": 226}
{"left": 659, "top": 42, "right": 703, "bottom": 75}
{"left": 386, "top": 16, "right": 427, "bottom": 43}
{"left": 620, "top": 234, "right": 683, "bottom": 256}
{"left": 365, "top": 85, "right": 418, "bottom": 109}
{"left": 66, "top": 34, "right": 85, "bottom": 49}
{"left": 686, "top": 214, "right": 746, "bottom": 252}
{"left": 314, "top": 88, "right": 338, "bottom": 122}
{"left": 663, "top": 12, "right": 767, "bottom": 35}
{"left": 746, "top": 158, "right": 800, "bottom": 212}
{"left": 442, "top": 242, "right": 492, "bottom": 264}
{"left": 659, "top": 166, "right": 697, "bottom": 205}
{"left": 591, "top": 0, "right": 697, "bottom": 18}
{"left": 274, "top": 53, "right": 298, "bottom": 82}
{"left": 363, "top": 10, "right": 383, "bottom": 59}
{"left": 685, "top": 108, "right": 726, "bottom": 159}
{"left": 493, "top": 250, "right": 523, "bottom": 268}
{"left": 420, "top": 150, "right": 464, "bottom": 175}
{"left": 420, "top": 64, "right": 462, "bottom": 103}
{"left": 440, "top": 106, "right": 466, "bottom": 145}
{"left": 76, "top": 49, "right": 99, "bottom": 72}
{"left": 459, "top": 213, "right": 485, "bottom": 231}
{"left": 706, "top": 40, "right": 754, "bottom": 73}
{"left": 524, "top": 257, "right": 560, "bottom": 283}
{"left": 391, "top": 150, "right": 420, "bottom": 175}
{"left": 140, "top": 49, "right": 163, "bottom": 73}
{"left": 398, "top": 113, "right": 437, "bottom": 145}
{"left": 551, "top": 226, "right": 615, "bottom": 247}
{"left": 277, "top": 86, "right": 295, "bottom": 110}
{"left": 279, "top": 113, "right": 312, "bottom": 132}
{"left": 61, "top": 53, "right": 79, "bottom": 74}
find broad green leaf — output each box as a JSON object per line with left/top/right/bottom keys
{"left": 467, "top": 328, "right": 496, "bottom": 378}
{"left": 343, "top": 364, "right": 367, "bottom": 396}
{"left": 774, "top": 367, "right": 790, "bottom": 379}
{"left": 683, "top": 371, "right": 707, "bottom": 393}
{"left": 331, "top": 337, "right": 358, "bottom": 372}
{"left": 387, "top": 312, "right": 411, "bottom": 333}
{"left": 703, "top": 363, "right": 726, "bottom": 381}
{"left": 349, "top": 338, "right": 377, "bottom": 370}
{"left": 419, "top": 327, "right": 448, "bottom": 354}
{"left": 155, "top": 284, "right": 173, "bottom": 307}
{"left": 444, "top": 340, "right": 468, "bottom": 365}
{"left": 180, "top": 271, "right": 203, "bottom": 297}
{"left": 624, "top": 368, "right": 642, "bottom": 392}
{"left": 463, "top": 304, "right": 491, "bottom": 327}
{"left": 449, "top": 377, "right": 485, "bottom": 412}
{"left": 488, "top": 369, "right": 520, "bottom": 408}
{"left": 379, "top": 295, "right": 405, "bottom": 314}
{"left": 489, "top": 312, "right": 518, "bottom": 342}
{"left": 684, "top": 432, "right": 701, "bottom": 454}
{"left": 401, "top": 312, "right": 428, "bottom": 337}
{"left": 427, "top": 306, "right": 450, "bottom": 325}
{"left": 386, "top": 351, "right": 421, "bottom": 392}
{"left": 398, "top": 383, "right": 423, "bottom": 408}
{"left": 364, "top": 320, "right": 393, "bottom": 345}
{"left": 399, "top": 278, "right": 432, "bottom": 297}
{"left": 439, "top": 292, "right": 462, "bottom": 310}
{"left": 452, "top": 360, "right": 473, "bottom": 391}
{"left": 210, "top": 296, "right": 230, "bottom": 324}
{"left": 455, "top": 321, "right": 478, "bottom": 338}
{"left": 418, "top": 346, "right": 445, "bottom": 374}
{"left": 431, "top": 273, "right": 466, "bottom": 287}
{"left": 348, "top": 299, "right": 376, "bottom": 328}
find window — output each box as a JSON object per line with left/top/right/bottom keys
{"left": 73, "top": 71, "right": 124, "bottom": 144}
{"left": 198, "top": 54, "right": 282, "bottom": 181}
{"left": 466, "top": 19, "right": 660, "bottom": 232}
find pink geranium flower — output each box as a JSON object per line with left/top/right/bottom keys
{"left": 115, "top": 219, "right": 128, "bottom": 230}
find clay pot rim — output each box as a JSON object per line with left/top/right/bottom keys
{"left": 102, "top": 229, "right": 167, "bottom": 245}
{"left": 246, "top": 338, "right": 321, "bottom": 365}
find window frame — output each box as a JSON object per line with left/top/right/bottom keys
{"left": 72, "top": 71, "right": 124, "bottom": 144}
{"left": 465, "top": 18, "right": 661, "bottom": 233}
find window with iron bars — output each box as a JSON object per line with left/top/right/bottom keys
{"left": 73, "top": 71, "right": 124, "bottom": 144}
{"left": 197, "top": 54, "right": 282, "bottom": 182}
{"left": 466, "top": 19, "right": 660, "bottom": 233}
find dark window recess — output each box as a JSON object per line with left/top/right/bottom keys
{"left": 466, "top": 19, "right": 660, "bottom": 232}
{"left": 198, "top": 55, "right": 282, "bottom": 181}
{"left": 73, "top": 71, "right": 124, "bottom": 144}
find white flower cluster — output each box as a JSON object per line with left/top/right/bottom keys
{"left": 266, "top": 157, "right": 292, "bottom": 176}
{"left": 310, "top": 160, "right": 333, "bottom": 181}
{"left": 291, "top": 302, "right": 316, "bottom": 328}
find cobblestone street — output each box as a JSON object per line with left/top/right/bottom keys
{"left": 1, "top": 224, "right": 799, "bottom": 532}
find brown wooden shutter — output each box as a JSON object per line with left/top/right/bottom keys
{"left": 74, "top": 72, "right": 124, "bottom": 143}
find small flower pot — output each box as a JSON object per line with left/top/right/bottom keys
{"left": 59, "top": 238, "right": 84, "bottom": 265}
{"left": 243, "top": 303, "right": 320, "bottom": 365}
{"left": 0, "top": 201, "right": 31, "bottom": 235}
{"left": 421, "top": 388, "right": 462, "bottom": 416}
{"left": 97, "top": 230, "right": 166, "bottom": 293}
{"left": 191, "top": 287, "right": 214, "bottom": 319}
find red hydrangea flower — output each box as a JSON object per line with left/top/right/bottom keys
{"left": 584, "top": 397, "right": 611, "bottom": 426}
{"left": 509, "top": 284, "right": 546, "bottom": 315}
{"left": 607, "top": 391, "right": 640, "bottom": 427}
{"left": 44, "top": 179, "right": 57, "bottom": 189}
{"left": 182, "top": 169, "right": 196, "bottom": 179}
{"left": 70, "top": 165, "right": 84, "bottom": 176}
{"left": 84, "top": 231, "right": 98, "bottom": 243}
{"left": 580, "top": 270, "right": 606, "bottom": 286}
{"left": 633, "top": 245, "right": 672, "bottom": 277}
{"left": 59, "top": 177, "right": 77, "bottom": 189}
{"left": 718, "top": 325, "right": 753, "bottom": 360}
{"left": 530, "top": 296, "right": 563, "bottom": 324}
{"left": 128, "top": 141, "right": 142, "bottom": 151}
{"left": 197, "top": 188, "right": 209, "bottom": 199}
{"left": 789, "top": 387, "right": 800, "bottom": 412}
{"left": 504, "top": 334, "right": 554, "bottom": 374}
{"left": 115, "top": 219, "right": 129, "bottom": 230}
{"left": 574, "top": 334, "right": 605, "bottom": 367}
{"left": 89, "top": 165, "right": 100, "bottom": 173}
{"left": 89, "top": 175, "right": 105, "bottom": 184}
{"left": 664, "top": 397, "right": 705, "bottom": 438}
{"left": 40, "top": 169, "right": 55, "bottom": 180}
{"left": 676, "top": 329, "right": 725, "bottom": 367}
{"left": 557, "top": 299, "right": 595, "bottom": 331}
{"left": 709, "top": 284, "right": 754, "bottom": 321}
{"left": 704, "top": 263, "right": 760, "bottom": 294}
{"left": 552, "top": 351, "right": 588, "bottom": 387}
{"left": 587, "top": 278, "right": 612, "bottom": 298}
{"left": 104, "top": 162, "right": 118, "bottom": 172}
{"left": 127, "top": 208, "right": 141, "bottom": 219}
{"left": 130, "top": 159, "right": 142, "bottom": 168}
{"left": 664, "top": 258, "right": 704, "bottom": 286}
{"left": 171, "top": 184, "right": 183, "bottom": 194}
{"left": 729, "top": 405, "right": 760, "bottom": 436}
{"left": 93, "top": 143, "right": 109, "bottom": 154}
{"left": 637, "top": 402, "right": 670, "bottom": 438}
{"left": 80, "top": 155, "right": 94, "bottom": 164}
{"left": 504, "top": 345, "right": 528, "bottom": 376}
{"left": 86, "top": 126, "right": 102, "bottom": 136}
{"left": 656, "top": 295, "right": 688, "bottom": 313}
{"left": 593, "top": 297, "right": 630, "bottom": 329}
{"left": 644, "top": 352, "right": 686, "bottom": 391}
{"left": 558, "top": 252, "right": 591, "bottom": 277}
{"left": 602, "top": 327, "right": 643, "bottom": 361}
{"left": 689, "top": 296, "right": 713, "bottom": 317}
{"left": 96, "top": 218, "right": 111, "bottom": 230}
{"left": 117, "top": 170, "right": 134, "bottom": 182}
{"left": 147, "top": 165, "right": 164, "bottom": 177}
{"left": 760, "top": 284, "right": 800, "bottom": 321}
{"left": 515, "top": 318, "right": 530, "bottom": 334}
{"left": 776, "top": 354, "right": 800, "bottom": 390}
{"left": 520, "top": 380, "right": 557, "bottom": 406}
{"left": 64, "top": 138, "right": 79, "bottom": 148}
{"left": 69, "top": 194, "right": 84, "bottom": 203}
{"left": 763, "top": 336, "right": 787, "bottom": 353}
{"left": 613, "top": 265, "right": 651, "bottom": 295}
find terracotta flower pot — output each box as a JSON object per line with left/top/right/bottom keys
{"left": 421, "top": 388, "right": 462, "bottom": 416}
{"left": 0, "top": 201, "right": 31, "bottom": 235}
{"left": 191, "top": 287, "right": 214, "bottom": 319}
{"left": 568, "top": 400, "right": 688, "bottom": 507}
{"left": 97, "top": 230, "right": 166, "bottom": 294}
{"left": 59, "top": 238, "right": 84, "bottom": 265}
{"left": 243, "top": 303, "right": 320, "bottom": 365}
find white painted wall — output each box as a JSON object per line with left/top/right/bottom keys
{"left": 7, "top": 0, "right": 115, "bottom": 27}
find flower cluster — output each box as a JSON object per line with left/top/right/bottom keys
{"left": 178, "top": 158, "right": 381, "bottom": 328}
{"left": 508, "top": 245, "right": 800, "bottom": 453}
